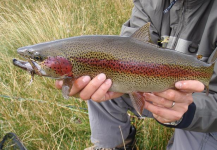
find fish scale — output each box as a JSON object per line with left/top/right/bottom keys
{"left": 13, "top": 23, "right": 216, "bottom": 115}
{"left": 63, "top": 37, "right": 213, "bottom": 94}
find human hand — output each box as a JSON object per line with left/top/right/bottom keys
{"left": 55, "top": 73, "right": 123, "bottom": 102}
{"left": 143, "top": 80, "right": 204, "bottom": 124}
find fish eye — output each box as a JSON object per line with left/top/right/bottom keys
{"left": 34, "top": 55, "right": 42, "bottom": 61}
{"left": 33, "top": 52, "right": 43, "bottom": 61}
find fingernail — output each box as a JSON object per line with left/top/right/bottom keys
{"left": 82, "top": 76, "right": 90, "bottom": 82}
{"left": 97, "top": 73, "right": 106, "bottom": 80}
{"left": 144, "top": 93, "right": 153, "bottom": 96}
{"left": 59, "top": 80, "right": 63, "bottom": 85}
{"left": 143, "top": 93, "right": 151, "bottom": 98}
{"left": 175, "top": 82, "right": 182, "bottom": 89}
{"left": 56, "top": 80, "right": 63, "bottom": 87}
{"left": 105, "top": 79, "right": 111, "bottom": 85}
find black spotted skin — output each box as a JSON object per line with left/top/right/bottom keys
{"left": 17, "top": 35, "right": 214, "bottom": 93}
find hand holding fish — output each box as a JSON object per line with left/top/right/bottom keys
{"left": 144, "top": 80, "right": 204, "bottom": 124}
{"left": 56, "top": 74, "right": 204, "bottom": 125}
{"left": 55, "top": 73, "right": 123, "bottom": 101}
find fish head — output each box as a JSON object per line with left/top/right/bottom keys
{"left": 17, "top": 41, "right": 64, "bottom": 61}
{"left": 14, "top": 42, "right": 73, "bottom": 79}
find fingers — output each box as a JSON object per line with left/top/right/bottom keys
{"left": 144, "top": 92, "right": 189, "bottom": 112}
{"left": 93, "top": 91, "right": 123, "bottom": 102}
{"left": 143, "top": 85, "right": 195, "bottom": 124}
{"left": 104, "top": 91, "right": 123, "bottom": 101}
{"left": 144, "top": 80, "right": 204, "bottom": 124}
{"left": 69, "top": 76, "right": 91, "bottom": 96}
{"left": 55, "top": 76, "right": 91, "bottom": 91}
{"left": 175, "top": 80, "right": 205, "bottom": 92}
{"left": 152, "top": 89, "right": 193, "bottom": 104}
{"left": 74, "top": 74, "right": 123, "bottom": 101}
{"left": 145, "top": 101, "right": 184, "bottom": 123}
{"left": 55, "top": 76, "right": 91, "bottom": 96}
{"left": 90, "top": 79, "right": 112, "bottom": 101}
{"left": 55, "top": 80, "right": 63, "bottom": 89}
{"left": 55, "top": 73, "right": 123, "bottom": 102}
{"left": 153, "top": 114, "right": 171, "bottom": 123}
{"left": 144, "top": 93, "right": 174, "bottom": 108}
{"left": 79, "top": 73, "right": 109, "bottom": 100}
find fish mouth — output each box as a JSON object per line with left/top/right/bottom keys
{"left": 13, "top": 58, "right": 46, "bottom": 76}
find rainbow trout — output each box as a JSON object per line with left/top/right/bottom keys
{"left": 13, "top": 23, "right": 216, "bottom": 115}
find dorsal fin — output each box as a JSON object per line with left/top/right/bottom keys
{"left": 130, "top": 22, "right": 152, "bottom": 43}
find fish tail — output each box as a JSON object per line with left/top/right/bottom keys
{"left": 203, "top": 63, "right": 215, "bottom": 95}
{"left": 200, "top": 48, "right": 217, "bottom": 95}
{"left": 207, "top": 47, "right": 217, "bottom": 64}
{"left": 204, "top": 50, "right": 217, "bottom": 95}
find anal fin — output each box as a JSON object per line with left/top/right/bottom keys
{"left": 129, "top": 92, "right": 145, "bottom": 117}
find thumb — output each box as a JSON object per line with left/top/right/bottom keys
{"left": 175, "top": 80, "right": 205, "bottom": 92}
{"left": 55, "top": 80, "right": 63, "bottom": 89}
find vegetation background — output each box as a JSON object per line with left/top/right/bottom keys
{"left": 0, "top": 0, "right": 173, "bottom": 149}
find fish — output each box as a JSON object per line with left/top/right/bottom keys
{"left": 13, "top": 23, "right": 216, "bottom": 115}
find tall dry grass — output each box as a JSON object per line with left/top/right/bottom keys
{"left": 0, "top": 0, "right": 173, "bottom": 149}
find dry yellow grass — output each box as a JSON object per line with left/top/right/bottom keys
{"left": 0, "top": 0, "right": 173, "bottom": 149}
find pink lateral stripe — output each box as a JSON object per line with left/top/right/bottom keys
{"left": 74, "top": 57, "right": 210, "bottom": 78}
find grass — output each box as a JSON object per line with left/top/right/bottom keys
{"left": 0, "top": 0, "right": 173, "bottom": 149}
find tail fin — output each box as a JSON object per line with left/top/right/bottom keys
{"left": 203, "top": 47, "right": 217, "bottom": 95}
{"left": 204, "top": 62, "right": 216, "bottom": 95}
{"left": 207, "top": 47, "right": 217, "bottom": 64}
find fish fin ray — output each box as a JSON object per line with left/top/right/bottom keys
{"left": 62, "top": 78, "right": 73, "bottom": 99}
{"left": 207, "top": 47, "right": 217, "bottom": 64}
{"left": 129, "top": 92, "right": 145, "bottom": 117}
{"left": 130, "top": 22, "right": 151, "bottom": 43}
{"left": 130, "top": 22, "right": 159, "bottom": 48}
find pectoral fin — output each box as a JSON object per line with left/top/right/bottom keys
{"left": 62, "top": 78, "right": 73, "bottom": 99}
{"left": 129, "top": 92, "right": 145, "bottom": 116}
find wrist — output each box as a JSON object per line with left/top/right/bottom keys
{"left": 160, "top": 102, "right": 196, "bottom": 128}
{"left": 163, "top": 116, "right": 183, "bottom": 126}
